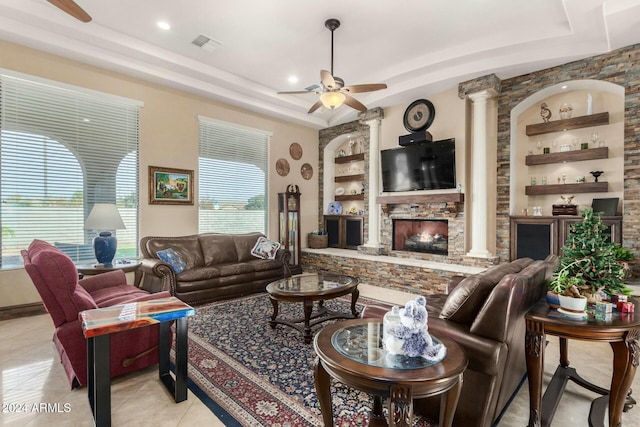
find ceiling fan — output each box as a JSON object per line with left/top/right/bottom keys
{"left": 278, "top": 19, "right": 387, "bottom": 114}
{"left": 47, "top": 0, "right": 92, "bottom": 23}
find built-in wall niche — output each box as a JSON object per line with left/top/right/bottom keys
{"left": 510, "top": 82, "right": 624, "bottom": 216}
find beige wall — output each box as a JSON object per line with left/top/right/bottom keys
{"left": 0, "top": 40, "right": 318, "bottom": 307}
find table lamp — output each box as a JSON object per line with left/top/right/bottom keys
{"left": 84, "top": 203, "right": 126, "bottom": 267}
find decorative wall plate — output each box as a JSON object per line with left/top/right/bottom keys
{"left": 289, "top": 142, "right": 303, "bottom": 160}
{"left": 403, "top": 99, "right": 435, "bottom": 133}
{"left": 328, "top": 202, "right": 342, "bottom": 215}
{"left": 301, "top": 163, "right": 313, "bottom": 180}
{"left": 276, "top": 158, "right": 290, "bottom": 176}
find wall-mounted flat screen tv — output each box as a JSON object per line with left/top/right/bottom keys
{"left": 380, "top": 139, "right": 456, "bottom": 192}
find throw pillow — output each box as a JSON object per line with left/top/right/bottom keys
{"left": 250, "top": 237, "right": 280, "bottom": 260}
{"left": 156, "top": 248, "right": 186, "bottom": 274}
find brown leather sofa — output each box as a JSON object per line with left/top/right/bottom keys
{"left": 139, "top": 232, "right": 290, "bottom": 305}
{"left": 363, "top": 255, "right": 557, "bottom": 427}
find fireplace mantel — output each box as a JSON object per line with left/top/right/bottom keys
{"left": 376, "top": 193, "right": 464, "bottom": 214}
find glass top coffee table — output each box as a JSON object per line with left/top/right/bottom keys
{"left": 266, "top": 273, "right": 359, "bottom": 344}
{"left": 314, "top": 319, "right": 468, "bottom": 427}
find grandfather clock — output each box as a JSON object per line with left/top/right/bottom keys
{"left": 278, "top": 184, "right": 302, "bottom": 275}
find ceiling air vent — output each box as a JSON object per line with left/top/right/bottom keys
{"left": 192, "top": 34, "right": 223, "bottom": 52}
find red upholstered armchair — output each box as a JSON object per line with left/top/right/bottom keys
{"left": 21, "top": 239, "right": 171, "bottom": 388}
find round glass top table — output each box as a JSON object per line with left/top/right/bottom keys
{"left": 525, "top": 298, "right": 639, "bottom": 427}
{"left": 314, "top": 318, "right": 468, "bottom": 427}
{"left": 265, "top": 273, "right": 359, "bottom": 344}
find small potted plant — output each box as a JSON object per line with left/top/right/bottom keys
{"left": 548, "top": 208, "right": 631, "bottom": 311}
{"left": 613, "top": 243, "right": 635, "bottom": 280}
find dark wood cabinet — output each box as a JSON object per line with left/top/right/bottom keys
{"left": 510, "top": 215, "right": 622, "bottom": 260}
{"left": 324, "top": 215, "right": 363, "bottom": 249}
{"left": 510, "top": 216, "right": 559, "bottom": 261}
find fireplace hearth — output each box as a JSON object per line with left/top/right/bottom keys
{"left": 393, "top": 219, "right": 449, "bottom": 255}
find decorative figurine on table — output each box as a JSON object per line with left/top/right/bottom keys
{"left": 383, "top": 296, "right": 446, "bottom": 362}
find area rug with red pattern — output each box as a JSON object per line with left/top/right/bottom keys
{"left": 184, "top": 292, "right": 436, "bottom": 427}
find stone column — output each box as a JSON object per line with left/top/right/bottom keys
{"left": 467, "top": 90, "right": 492, "bottom": 258}
{"left": 364, "top": 118, "right": 381, "bottom": 248}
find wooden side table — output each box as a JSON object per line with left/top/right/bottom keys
{"left": 79, "top": 297, "right": 195, "bottom": 427}
{"left": 525, "top": 298, "right": 639, "bottom": 427}
{"left": 76, "top": 260, "right": 142, "bottom": 287}
{"left": 314, "top": 319, "right": 467, "bottom": 427}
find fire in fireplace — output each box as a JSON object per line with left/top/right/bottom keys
{"left": 392, "top": 219, "right": 448, "bottom": 255}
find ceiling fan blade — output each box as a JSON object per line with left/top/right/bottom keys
{"left": 342, "top": 83, "right": 388, "bottom": 94}
{"left": 343, "top": 94, "right": 367, "bottom": 112}
{"left": 277, "top": 90, "right": 318, "bottom": 95}
{"left": 321, "top": 70, "right": 336, "bottom": 89}
{"left": 47, "top": 0, "right": 92, "bottom": 22}
{"left": 307, "top": 100, "right": 323, "bottom": 114}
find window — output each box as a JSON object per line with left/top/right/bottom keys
{"left": 198, "top": 117, "right": 271, "bottom": 234}
{"left": 0, "top": 70, "right": 141, "bottom": 268}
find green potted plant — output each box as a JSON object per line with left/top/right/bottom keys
{"left": 613, "top": 243, "right": 635, "bottom": 280}
{"left": 549, "top": 208, "right": 631, "bottom": 310}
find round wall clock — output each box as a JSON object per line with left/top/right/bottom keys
{"left": 403, "top": 99, "right": 435, "bottom": 133}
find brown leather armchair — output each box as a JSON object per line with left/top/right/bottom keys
{"left": 363, "top": 255, "right": 557, "bottom": 427}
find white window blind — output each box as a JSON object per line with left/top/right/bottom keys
{"left": 0, "top": 70, "right": 141, "bottom": 268}
{"left": 198, "top": 117, "right": 270, "bottom": 234}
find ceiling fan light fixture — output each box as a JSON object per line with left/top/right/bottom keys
{"left": 320, "top": 91, "right": 346, "bottom": 110}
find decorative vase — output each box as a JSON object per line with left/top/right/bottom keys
{"left": 382, "top": 306, "right": 404, "bottom": 355}
{"left": 546, "top": 291, "right": 560, "bottom": 309}
{"left": 558, "top": 294, "right": 587, "bottom": 313}
{"left": 93, "top": 231, "right": 117, "bottom": 266}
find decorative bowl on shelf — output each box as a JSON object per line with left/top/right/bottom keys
{"left": 559, "top": 103, "right": 573, "bottom": 120}
{"left": 590, "top": 170, "right": 603, "bottom": 182}
{"left": 560, "top": 195, "right": 575, "bottom": 205}
{"left": 335, "top": 187, "right": 345, "bottom": 196}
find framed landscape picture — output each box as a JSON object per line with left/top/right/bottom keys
{"left": 149, "top": 166, "right": 194, "bottom": 205}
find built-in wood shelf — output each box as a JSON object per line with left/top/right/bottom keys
{"left": 376, "top": 193, "right": 464, "bottom": 205}
{"left": 525, "top": 181, "right": 608, "bottom": 195}
{"left": 335, "top": 153, "right": 365, "bottom": 164}
{"left": 525, "top": 112, "right": 609, "bottom": 136}
{"left": 525, "top": 147, "right": 608, "bottom": 166}
{"left": 376, "top": 193, "right": 464, "bottom": 215}
{"left": 335, "top": 174, "right": 365, "bottom": 183}
{"left": 335, "top": 194, "right": 364, "bottom": 202}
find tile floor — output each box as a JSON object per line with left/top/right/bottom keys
{"left": 0, "top": 284, "right": 638, "bottom": 426}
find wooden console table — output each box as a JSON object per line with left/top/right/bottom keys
{"left": 525, "top": 299, "right": 639, "bottom": 427}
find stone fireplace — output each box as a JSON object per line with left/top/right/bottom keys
{"left": 393, "top": 219, "right": 448, "bottom": 255}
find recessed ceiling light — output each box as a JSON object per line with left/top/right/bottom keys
{"left": 288, "top": 76, "right": 299, "bottom": 84}
{"left": 157, "top": 21, "right": 171, "bottom": 30}
{"left": 82, "top": 118, "right": 91, "bottom": 123}
{"left": 561, "top": 85, "right": 568, "bottom": 89}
